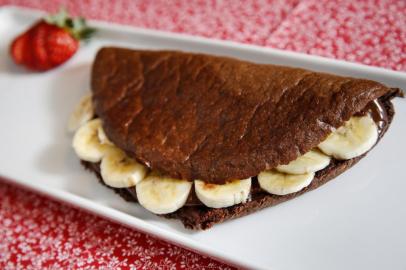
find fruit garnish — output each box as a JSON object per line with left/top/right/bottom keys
{"left": 10, "top": 8, "right": 96, "bottom": 71}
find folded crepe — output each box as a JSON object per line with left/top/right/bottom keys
{"left": 69, "top": 47, "right": 403, "bottom": 230}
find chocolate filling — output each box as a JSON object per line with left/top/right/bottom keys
{"left": 356, "top": 98, "right": 388, "bottom": 132}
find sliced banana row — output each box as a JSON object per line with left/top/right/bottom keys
{"left": 136, "top": 114, "right": 377, "bottom": 211}
{"left": 72, "top": 117, "right": 252, "bottom": 213}
{"left": 259, "top": 115, "right": 378, "bottom": 196}
{"left": 70, "top": 95, "right": 378, "bottom": 213}
{"left": 71, "top": 111, "right": 251, "bottom": 213}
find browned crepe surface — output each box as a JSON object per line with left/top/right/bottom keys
{"left": 91, "top": 48, "right": 395, "bottom": 183}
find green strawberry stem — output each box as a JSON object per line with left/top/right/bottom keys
{"left": 44, "top": 8, "right": 96, "bottom": 41}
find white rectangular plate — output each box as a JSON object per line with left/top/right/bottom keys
{"left": 1, "top": 6, "right": 405, "bottom": 270}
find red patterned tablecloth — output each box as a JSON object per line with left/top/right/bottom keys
{"left": 0, "top": 1, "right": 405, "bottom": 269}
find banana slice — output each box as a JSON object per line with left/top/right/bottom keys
{"left": 258, "top": 170, "right": 314, "bottom": 196}
{"left": 276, "top": 150, "right": 330, "bottom": 175}
{"left": 98, "top": 125, "right": 113, "bottom": 145}
{"left": 136, "top": 174, "right": 192, "bottom": 214}
{"left": 318, "top": 115, "right": 378, "bottom": 160}
{"left": 72, "top": 119, "right": 110, "bottom": 162}
{"left": 100, "top": 147, "right": 147, "bottom": 188}
{"left": 68, "top": 94, "right": 94, "bottom": 132}
{"left": 194, "top": 178, "right": 251, "bottom": 208}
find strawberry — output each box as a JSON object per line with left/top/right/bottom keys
{"left": 10, "top": 9, "right": 95, "bottom": 71}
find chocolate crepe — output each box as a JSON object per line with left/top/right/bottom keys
{"left": 82, "top": 89, "right": 399, "bottom": 229}
{"left": 91, "top": 47, "right": 396, "bottom": 183}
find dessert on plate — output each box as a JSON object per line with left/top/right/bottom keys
{"left": 69, "top": 47, "right": 403, "bottom": 230}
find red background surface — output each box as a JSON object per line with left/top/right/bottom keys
{"left": 0, "top": 0, "right": 405, "bottom": 269}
